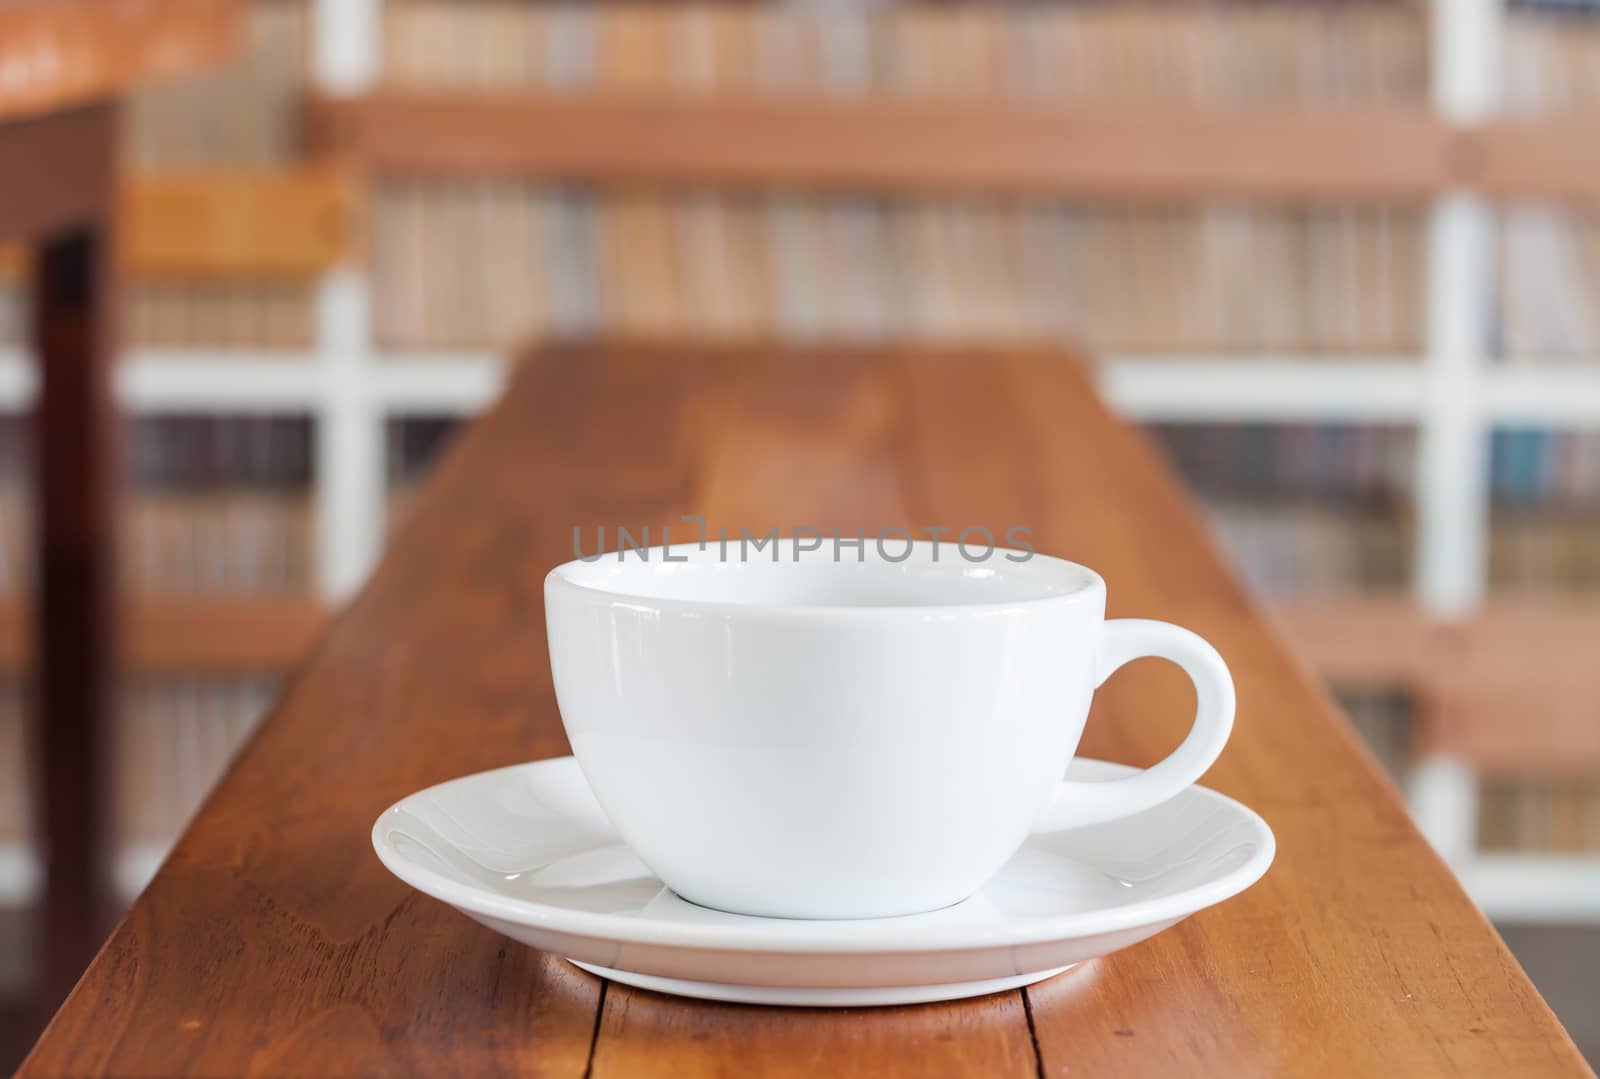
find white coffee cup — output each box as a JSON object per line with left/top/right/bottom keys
{"left": 545, "top": 540, "right": 1233, "bottom": 920}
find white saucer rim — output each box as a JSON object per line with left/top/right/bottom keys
{"left": 372, "top": 755, "right": 1275, "bottom": 954}
{"left": 567, "top": 959, "right": 1079, "bottom": 1007}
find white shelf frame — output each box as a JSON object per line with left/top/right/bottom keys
{"left": 6, "top": 0, "right": 1600, "bottom": 920}
{"left": 1100, "top": 357, "right": 1427, "bottom": 422}
{"left": 7, "top": 349, "right": 1600, "bottom": 425}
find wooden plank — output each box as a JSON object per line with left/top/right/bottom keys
{"left": 0, "top": 0, "right": 239, "bottom": 125}
{"left": 20, "top": 342, "right": 1586, "bottom": 1077}
{"left": 1272, "top": 597, "right": 1600, "bottom": 769}
{"left": 584, "top": 348, "right": 1042, "bottom": 1077}
{"left": 1272, "top": 596, "right": 1440, "bottom": 687}
{"left": 0, "top": 597, "right": 326, "bottom": 673}
{"left": 1475, "top": 118, "right": 1600, "bottom": 203}
{"left": 119, "top": 595, "right": 326, "bottom": 672}
{"left": 1421, "top": 602, "right": 1600, "bottom": 771}
{"left": 0, "top": 105, "right": 123, "bottom": 243}
{"left": 123, "top": 169, "right": 358, "bottom": 278}
{"left": 2, "top": 169, "right": 356, "bottom": 280}
{"left": 309, "top": 93, "right": 1453, "bottom": 200}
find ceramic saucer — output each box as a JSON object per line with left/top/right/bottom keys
{"left": 372, "top": 756, "right": 1274, "bottom": 1007}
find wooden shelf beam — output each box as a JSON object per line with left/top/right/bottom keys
{"left": 308, "top": 91, "right": 1600, "bottom": 205}
{"left": 0, "top": 0, "right": 239, "bottom": 124}
{"left": 0, "top": 597, "right": 326, "bottom": 674}
{"left": 1276, "top": 597, "right": 1600, "bottom": 770}
{"left": 0, "top": 168, "right": 357, "bottom": 280}
{"left": 124, "top": 168, "right": 356, "bottom": 278}
{"left": 1477, "top": 117, "right": 1600, "bottom": 203}
{"left": 1274, "top": 597, "right": 1437, "bottom": 686}
{"left": 309, "top": 93, "right": 1454, "bottom": 200}
{"left": 0, "top": 104, "right": 1589, "bottom": 290}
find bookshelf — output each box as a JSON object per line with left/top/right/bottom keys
{"left": 1, "top": 0, "right": 1598, "bottom": 924}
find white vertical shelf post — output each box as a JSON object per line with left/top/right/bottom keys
{"left": 1408, "top": 0, "right": 1504, "bottom": 863}
{"left": 311, "top": 0, "right": 382, "bottom": 95}
{"left": 314, "top": 271, "right": 384, "bottom": 600}
{"left": 311, "top": 0, "right": 385, "bottom": 602}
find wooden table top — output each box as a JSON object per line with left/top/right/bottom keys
{"left": 0, "top": 0, "right": 237, "bottom": 125}
{"left": 23, "top": 342, "right": 1589, "bottom": 1077}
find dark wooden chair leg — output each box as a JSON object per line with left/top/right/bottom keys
{"left": 29, "top": 117, "right": 119, "bottom": 1018}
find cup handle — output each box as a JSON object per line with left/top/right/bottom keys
{"left": 1032, "top": 618, "right": 1235, "bottom": 832}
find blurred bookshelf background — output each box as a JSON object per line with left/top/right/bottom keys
{"left": 3, "top": 0, "right": 1600, "bottom": 1064}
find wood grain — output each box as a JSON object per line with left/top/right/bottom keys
{"left": 309, "top": 93, "right": 1453, "bottom": 201}
{"left": 0, "top": 0, "right": 239, "bottom": 124}
{"left": 21, "top": 342, "right": 1589, "bottom": 1077}
{"left": 0, "top": 167, "right": 355, "bottom": 279}
{"left": 123, "top": 168, "right": 357, "bottom": 278}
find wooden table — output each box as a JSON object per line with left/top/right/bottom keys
{"left": 0, "top": 0, "right": 237, "bottom": 1017}
{"left": 22, "top": 343, "right": 1588, "bottom": 1077}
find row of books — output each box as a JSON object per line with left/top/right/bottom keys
{"left": 0, "top": 413, "right": 313, "bottom": 488}
{"left": 0, "top": 674, "right": 282, "bottom": 895}
{"left": 128, "top": 415, "right": 313, "bottom": 492}
{"left": 371, "top": 184, "right": 1429, "bottom": 355}
{"left": 0, "top": 415, "right": 316, "bottom": 596}
{"left": 1503, "top": 8, "right": 1600, "bottom": 115}
{"left": 124, "top": 0, "right": 306, "bottom": 167}
{"left": 119, "top": 0, "right": 1600, "bottom": 162}
{"left": 387, "top": 416, "right": 460, "bottom": 491}
{"left": 1201, "top": 501, "right": 1600, "bottom": 597}
{"left": 1498, "top": 210, "right": 1600, "bottom": 364}
{"left": 1336, "top": 687, "right": 1414, "bottom": 782}
{"left": 126, "top": 283, "right": 317, "bottom": 352}
{"left": 0, "top": 493, "right": 314, "bottom": 596}
{"left": 0, "top": 279, "right": 315, "bottom": 353}
{"left": 12, "top": 207, "right": 1600, "bottom": 364}
{"left": 0, "top": 675, "right": 271, "bottom": 843}
{"left": 362, "top": 2, "right": 1590, "bottom": 362}
{"left": 384, "top": 416, "right": 462, "bottom": 533}
{"left": 8, "top": 0, "right": 1597, "bottom": 363}
{"left": 1150, "top": 422, "right": 1416, "bottom": 503}
{"left": 1480, "top": 773, "right": 1600, "bottom": 854}
{"left": 1336, "top": 687, "right": 1600, "bottom": 855}
{"left": 0, "top": 415, "right": 466, "bottom": 595}
{"left": 10, "top": 213, "right": 1597, "bottom": 366}
{"left": 114, "top": 676, "right": 279, "bottom": 847}
{"left": 1489, "top": 429, "right": 1600, "bottom": 506}
{"left": 378, "top": 2, "right": 1429, "bottom": 104}
{"left": 0, "top": 420, "right": 468, "bottom": 595}
{"left": 1489, "top": 514, "right": 1600, "bottom": 592}
{"left": 1152, "top": 422, "right": 1600, "bottom": 595}
{"left": 1202, "top": 502, "right": 1412, "bottom": 597}
{"left": 109, "top": 0, "right": 1441, "bottom": 176}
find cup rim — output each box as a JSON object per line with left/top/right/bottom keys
{"left": 545, "top": 540, "right": 1106, "bottom": 617}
